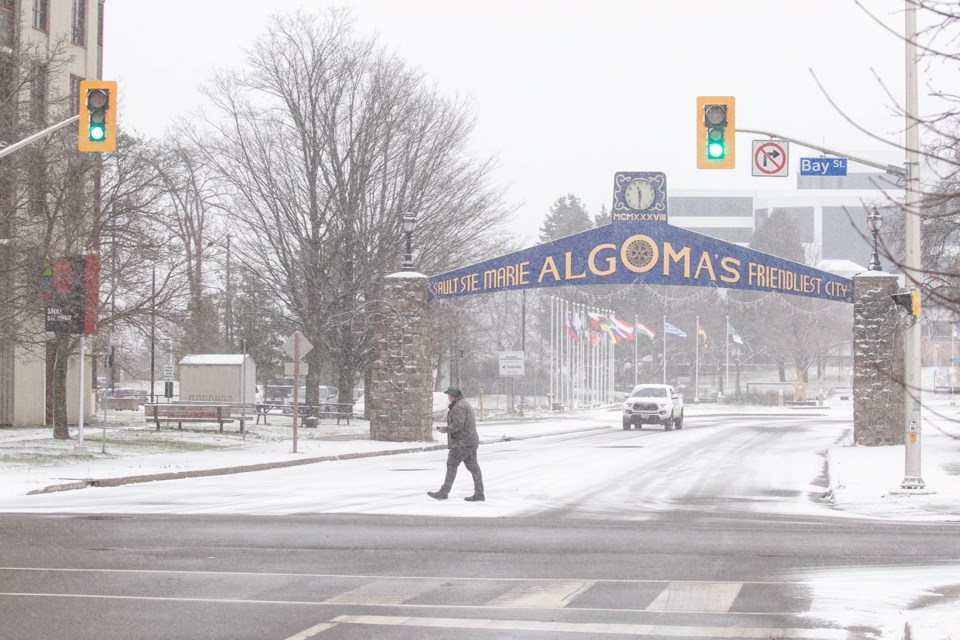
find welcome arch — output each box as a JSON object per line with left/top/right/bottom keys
{"left": 370, "top": 172, "right": 898, "bottom": 448}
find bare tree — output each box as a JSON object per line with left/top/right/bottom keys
{"left": 196, "top": 9, "right": 511, "bottom": 404}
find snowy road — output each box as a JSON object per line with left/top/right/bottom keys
{"left": 2, "top": 412, "right": 959, "bottom": 639}
{"left": 0, "top": 411, "right": 846, "bottom": 519}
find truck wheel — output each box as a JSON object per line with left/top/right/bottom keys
{"left": 664, "top": 417, "right": 675, "bottom": 431}
{"left": 675, "top": 411, "right": 684, "bottom": 429}
{"left": 622, "top": 419, "right": 631, "bottom": 430}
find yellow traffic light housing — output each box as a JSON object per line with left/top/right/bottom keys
{"left": 892, "top": 290, "right": 921, "bottom": 316}
{"left": 696, "top": 96, "right": 735, "bottom": 169}
{"left": 78, "top": 80, "right": 117, "bottom": 152}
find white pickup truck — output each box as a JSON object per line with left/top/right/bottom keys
{"left": 622, "top": 384, "right": 684, "bottom": 431}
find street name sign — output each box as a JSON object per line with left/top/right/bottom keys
{"left": 800, "top": 157, "right": 847, "bottom": 176}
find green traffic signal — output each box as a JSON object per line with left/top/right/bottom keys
{"left": 696, "top": 96, "right": 734, "bottom": 169}
{"left": 87, "top": 89, "right": 109, "bottom": 142}
{"left": 707, "top": 127, "right": 725, "bottom": 159}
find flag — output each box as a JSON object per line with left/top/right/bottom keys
{"left": 589, "top": 331, "right": 600, "bottom": 346}
{"left": 664, "top": 322, "right": 687, "bottom": 338}
{"left": 728, "top": 323, "right": 744, "bottom": 345}
{"left": 697, "top": 324, "right": 709, "bottom": 348}
{"left": 565, "top": 312, "right": 580, "bottom": 342}
{"left": 573, "top": 309, "right": 586, "bottom": 340}
{"left": 588, "top": 312, "right": 602, "bottom": 330}
{"left": 609, "top": 314, "right": 634, "bottom": 341}
{"left": 599, "top": 315, "right": 619, "bottom": 344}
{"left": 635, "top": 321, "right": 656, "bottom": 340}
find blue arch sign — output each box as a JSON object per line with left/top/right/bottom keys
{"left": 428, "top": 172, "right": 852, "bottom": 303}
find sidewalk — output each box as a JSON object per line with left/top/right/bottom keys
{"left": 0, "top": 408, "right": 615, "bottom": 498}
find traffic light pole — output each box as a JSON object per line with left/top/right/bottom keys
{"left": 0, "top": 115, "right": 80, "bottom": 160}
{"left": 740, "top": 0, "right": 925, "bottom": 490}
{"left": 900, "top": 0, "right": 924, "bottom": 490}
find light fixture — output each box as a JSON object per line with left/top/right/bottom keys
{"left": 402, "top": 212, "right": 417, "bottom": 270}
{"left": 868, "top": 207, "right": 883, "bottom": 271}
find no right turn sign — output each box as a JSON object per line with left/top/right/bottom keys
{"left": 752, "top": 140, "right": 789, "bottom": 177}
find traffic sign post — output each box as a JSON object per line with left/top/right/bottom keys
{"left": 752, "top": 140, "right": 789, "bottom": 177}
{"left": 283, "top": 331, "right": 313, "bottom": 453}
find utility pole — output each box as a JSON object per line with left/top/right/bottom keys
{"left": 901, "top": 0, "right": 925, "bottom": 490}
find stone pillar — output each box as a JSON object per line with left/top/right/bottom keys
{"left": 369, "top": 273, "right": 433, "bottom": 442}
{"left": 852, "top": 272, "right": 904, "bottom": 445}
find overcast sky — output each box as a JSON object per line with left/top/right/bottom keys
{"left": 103, "top": 1, "right": 957, "bottom": 243}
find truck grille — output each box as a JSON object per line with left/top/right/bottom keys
{"left": 630, "top": 402, "right": 659, "bottom": 412}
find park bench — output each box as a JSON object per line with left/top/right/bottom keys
{"left": 285, "top": 402, "right": 355, "bottom": 425}
{"left": 144, "top": 403, "right": 244, "bottom": 433}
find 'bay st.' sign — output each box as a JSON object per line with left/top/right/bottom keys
{"left": 429, "top": 172, "right": 851, "bottom": 303}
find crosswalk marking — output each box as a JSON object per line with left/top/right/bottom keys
{"left": 485, "top": 579, "right": 594, "bottom": 608}
{"left": 282, "top": 622, "right": 337, "bottom": 639}
{"left": 323, "top": 578, "right": 442, "bottom": 605}
{"left": 330, "top": 614, "right": 849, "bottom": 639}
{"left": 646, "top": 581, "right": 743, "bottom": 612}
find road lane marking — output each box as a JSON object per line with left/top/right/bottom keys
{"left": 283, "top": 622, "right": 337, "bottom": 639}
{"left": 485, "top": 580, "right": 594, "bottom": 608}
{"left": 646, "top": 581, "right": 743, "bottom": 612}
{"left": 330, "top": 614, "right": 848, "bottom": 639}
{"left": 323, "top": 578, "right": 443, "bottom": 605}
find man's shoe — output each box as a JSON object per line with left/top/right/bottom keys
{"left": 464, "top": 494, "right": 485, "bottom": 502}
{"left": 427, "top": 491, "right": 448, "bottom": 500}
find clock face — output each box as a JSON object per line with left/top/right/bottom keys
{"left": 624, "top": 178, "right": 656, "bottom": 211}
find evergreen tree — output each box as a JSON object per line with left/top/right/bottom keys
{"left": 750, "top": 209, "right": 805, "bottom": 263}
{"left": 538, "top": 195, "right": 593, "bottom": 243}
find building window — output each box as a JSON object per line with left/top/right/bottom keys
{"left": 72, "top": 0, "right": 86, "bottom": 47}
{"left": 0, "top": 0, "right": 14, "bottom": 50}
{"left": 33, "top": 0, "right": 47, "bottom": 32}
{"left": 69, "top": 75, "right": 82, "bottom": 117}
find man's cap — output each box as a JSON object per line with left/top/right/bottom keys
{"left": 444, "top": 386, "right": 461, "bottom": 396}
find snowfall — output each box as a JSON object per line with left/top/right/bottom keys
{"left": 1, "top": 393, "right": 959, "bottom": 639}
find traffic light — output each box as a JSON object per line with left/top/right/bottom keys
{"left": 892, "top": 290, "right": 921, "bottom": 316}
{"left": 78, "top": 80, "right": 117, "bottom": 152}
{"left": 696, "top": 96, "right": 735, "bottom": 169}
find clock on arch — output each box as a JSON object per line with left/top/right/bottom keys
{"left": 611, "top": 171, "right": 667, "bottom": 220}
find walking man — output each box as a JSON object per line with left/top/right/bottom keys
{"left": 428, "top": 386, "right": 485, "bottom": 502}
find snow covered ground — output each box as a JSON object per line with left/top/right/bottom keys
{"left": 2, "top": 398, "right": 959, "bottom": 638}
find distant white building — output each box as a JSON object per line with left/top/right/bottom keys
{"left": 178, "top": 354, "right": 257, "bottom": 404}
{"left": 667, "top": 179, "right": 902, "bottom": 270}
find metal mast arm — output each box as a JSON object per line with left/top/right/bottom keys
{"left": 0, "top": 115, "right": 80, "bottom": 160}
{"left": 736, "top": 126, "right": 906, "bottom": 178}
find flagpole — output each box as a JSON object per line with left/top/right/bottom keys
{"left": 609, "top": 309, "right": 615, "bottom": 403}
{"left": 662, "top": 314, "right": 667, "bottom": 385}
{"left": 554, "top": 296, "right": 558, "bottom": 409}
{"left": 634, "top": 315, "right": 639, "bottom": 387}
{"left": 562, "top": 298, "right": 567, "bottom": 409}
{"left": 695, "top": 316, "right": 700, "bottom": 402}
{"left": 725, "top": 316, "right": 730, "bottom": 396}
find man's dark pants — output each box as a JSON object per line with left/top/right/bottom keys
{"left": 440, "top": 446, "right": 484, "bottom": 496}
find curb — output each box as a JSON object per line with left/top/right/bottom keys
{"left": 27, "top": 444, "right": 447, "bottom": 495}
{"left": 26, "top": 425, "right": 613, "bottom": 496}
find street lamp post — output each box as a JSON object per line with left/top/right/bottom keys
{"left": 867, "top": 207, "right": 884, "bottom": 271}
{"left": 401, "top": 212, "right": 417, "bottom": 270}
